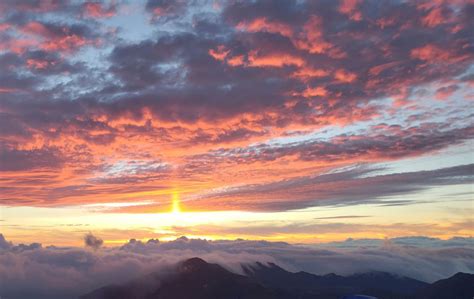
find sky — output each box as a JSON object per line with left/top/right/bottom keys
{"left": 0, "top": 0, "right": 473, "bottom": 246}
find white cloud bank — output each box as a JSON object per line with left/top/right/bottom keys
{"left": 0, "top": 234, "right": 473, "bottom": 299}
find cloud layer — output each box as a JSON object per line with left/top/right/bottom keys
{"left": 0, "top": 0, "right": 473, "bottom": 212}
{"left": 0, "top": 234, "right": 473, "bottom": 299}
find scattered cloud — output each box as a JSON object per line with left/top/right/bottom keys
{"left": 84, "top": 233, "right": 103, "bottom": 250}
{"left": 0, "top": 0, "right": 472, "bottom": 212}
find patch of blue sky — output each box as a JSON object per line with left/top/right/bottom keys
{"left": 102, "top": 1, "right": 155, "bottom": 42}
{"left": 68, "top": 46, "right": 113, "bottom": 73}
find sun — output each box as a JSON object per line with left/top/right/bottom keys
{"left": 171, "top": 191, "right": 181, "bottom": 214}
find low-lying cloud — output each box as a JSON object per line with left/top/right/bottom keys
{"left": 0, "top": 234, "right": 473, "bottom": 299}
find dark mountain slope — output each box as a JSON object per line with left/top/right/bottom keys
{"left": 81, "top": 258, "right": 472, "bottom": 299}
{"left": 145, "top": 257, "right": 279, "bottom": 299}
{"left": 81, "top": 258, "right": 298, "bottom": 299}
{"left": 242, "top": 262, "right": 428, "bottom": 298}
{"left": 413, "top": 272, "right": 474, "bottom": 299}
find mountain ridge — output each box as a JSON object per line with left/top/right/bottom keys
{"left": 81, "top": 257, "right": 474, "bottom": 299}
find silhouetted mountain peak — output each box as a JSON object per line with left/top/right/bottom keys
{"left": 244, "top": 260, "right": 428, "bottom": 297}
{"left": 415, "top": 272, "right": 474, "bottom": 299}
{"left": 322, "top": 272, "right": 340, "bottom": 278}
{"left": 351, "top": 271, "right": 401, "bottom": 279}
{"left": 451, "top": 272, "right": 472, "bottom": 279}
{"left": 81, "top": 258, "right": 473, "bottom": 299}
{"left": 425, "top": 271, "right": 473, "bottom": 286}
{"left": 82, "top": 257, "right": 278, "bottom": 299}
{"left": 179, "top": 257, "right": 208, "bottom": 272}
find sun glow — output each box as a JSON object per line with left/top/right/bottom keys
{"left": 171, "top": 191, "right": 181, "bottom": 214}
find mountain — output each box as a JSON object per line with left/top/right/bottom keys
{"left": 242, "top": 262, "right": 428, "bottom": 298}
{"left": 413, "top": 272, "right": 474, "bottom": 299}
{"left": 81, "top": 257, "right": 290, "bottom": 299}
{"left": 81, "top": 258, "right": 473, "bottom": 299}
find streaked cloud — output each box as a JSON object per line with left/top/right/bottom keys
{"left": 0, "top": 0, "right": 472, "bottom": 240}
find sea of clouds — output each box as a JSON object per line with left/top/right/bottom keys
{"left": 0, "top": 233, "right": 473, "bottom": 299}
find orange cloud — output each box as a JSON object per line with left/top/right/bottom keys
{"left": 410, "top": 44, "right": 466, "bottom": 63}
{"left": 335, "top": 69, "right": 357, "bottom": 83}
{"left": 422, "top": 7, "right": 445, "bottom": 27}
{"left": 339, "top": 0, "right": 362, "bottom": 21}
{"left": 26, "top": 59, "right": 51, "bottom": 69}
{"left": 0, "top": 88, "right": 18, "bottom": 93}
{"left": 42, "top": 35, "right": 89, "bottom": 52}
{"left": 15, "top": 21, "right": 97, "bottom": 53}
{"left": 236, "top": 17, "right": 293, "bottom": 38}
{"left": 369, "top": 61, "right": 400, "bottom": 76}
{"left": 0, "top": 23, "right": 11, "bottom": 31}
{"left": 227, "top": 55, "right": 245, "bottom": 67}
{"left": 300, "top": 86, "right": 328, "bottom": 98}
{"left": 294, "top": 16, "right": 333, "bottom": 54}
{"left": 435, "top": 85, "right": 459, "bottom": 100}
{"left": 20, "top": 21, "right": 51, "bottom": 36}
{"left": 83, "top": 2, "right": 116, "bottom": 18}
{"left": 292, "top": 67, "right": 329, "bottom": 81}
{"left": 0, "top": 39, "right": 37, "bottom": 54}
{"left": 208, "top": 46, "right": 229, "bottom": 61}
{"left": 248, "top": 51, "right": 304, "bottom": 68}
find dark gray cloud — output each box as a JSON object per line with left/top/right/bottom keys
{"left": 190, "top": 124, "right": 474, "bottom": 166}
{"left": 0, "top": 143, "right": 64, "bottom": 171}
{"left": 186, "top": 163, "right": 474, "bottom": 211}
{"left": 1, "top": 0, "right": 471, "bottom": 143}
{"left": 84, "top": 233, "right": 103, "bottom": 250}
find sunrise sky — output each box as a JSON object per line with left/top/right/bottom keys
{"left": 0, "top": 0, "right": 473, "bottom": 246}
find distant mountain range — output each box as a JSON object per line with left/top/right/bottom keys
{"left": 81, "top": 257, "right": 474, "bottom": 299}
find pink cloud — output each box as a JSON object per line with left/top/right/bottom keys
{"left": 83, "top": 2, "right": 116, "bottom": 18}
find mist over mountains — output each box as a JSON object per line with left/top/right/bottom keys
{"left": 1, "top": 234, "right": 473, "bottom": 299}
{"left": 81, "top": 257, "right": 474, "bottom": 299}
